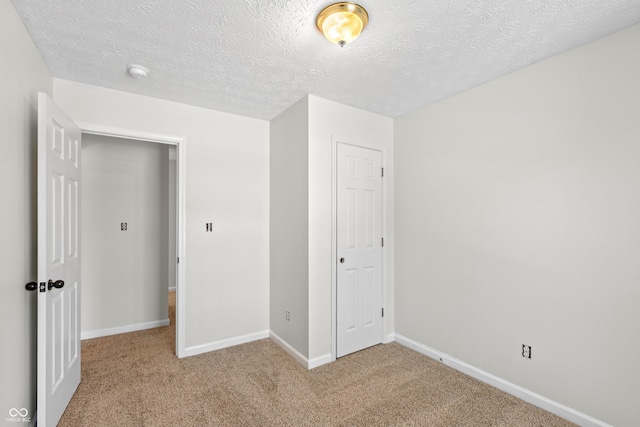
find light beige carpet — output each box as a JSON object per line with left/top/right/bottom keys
{"left": 58, "top": 293, "right": 576, "bottom": 426}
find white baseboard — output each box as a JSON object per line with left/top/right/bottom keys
{"left": 81, "top": 319, "right": 170, "bottom": 340}
{"left": 269, "top": 331, "right": 331, "bottom": 370}
{"left": 393, "top": 334, "right": 611, "bottom": 427}
{"left": 168, "top": 286, "right": 176, "bottom": 292}
{"left": 270, "top": 331, "right": 307, "bottom": 366}
{"left": 308, "top": 353, "right": 332, "bottom": 369}
{"left": 183, "top": 330, "right": 269, "bottom": 358}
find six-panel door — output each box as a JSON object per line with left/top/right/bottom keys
{"left": 38, "top": 93, "right": 81, "bottom": 427}
{"left": 336, "top": 143, "right": 383, "bottom": 358}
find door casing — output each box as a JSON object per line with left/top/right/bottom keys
{"left": 331, "top": 136, "right": 389, "bottom": 362}
{"left": 76, "top": 122, "right": 188, "bottom": 358}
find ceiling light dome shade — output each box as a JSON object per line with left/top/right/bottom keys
{"left": 317, "top": 2, "right": 369, "bottom": 47}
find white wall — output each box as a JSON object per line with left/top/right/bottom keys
{"left": 270, "top": 96, "right": 309, "bottom": 357}
{"left": 0, "top": 0, "right": 52, "bottom": 419}
{"left": 394, "top": 23, "right": 640, "bottom": 426}
{"left": 53, "top": 79, "right": 270, "bottom": 350}
{"left": 308, "top": 96, "right": 394, "bottom": 360}
{"left": 81, "top": 135, "right": 170, "bottom": 334}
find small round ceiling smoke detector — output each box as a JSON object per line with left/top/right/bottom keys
{"left": 127, "top": 65, "right": 149, "bottom": 79}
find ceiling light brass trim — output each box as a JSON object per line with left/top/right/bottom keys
{"left": 316, "top": 2, "right": 369, "bottom": 46}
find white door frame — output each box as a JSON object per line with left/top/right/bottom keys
{"left": 76, "top": 122, "right": 188, "bottom": 358}
{"left": 331, "top": 136, "right": 388, "bottom": 362}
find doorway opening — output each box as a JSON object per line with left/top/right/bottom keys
{"left": 78, "top": 123, "right": 187, "bottom": 358}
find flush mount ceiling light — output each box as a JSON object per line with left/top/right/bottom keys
{"left": 316, "top": 2, "right": 369, "bottom": 47}
{"left": 127, "top": 64, "right": 149, "bottom": 79}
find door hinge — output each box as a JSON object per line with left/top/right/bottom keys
{"left": 177, "top": 257, "right": 180, "bottom": 264}
{"left": 381, "top": 307, "right": 384, "bottom": 317}
{"left": 382, "top": 237, "right": 384, "bottom": 247}
{"left": 381, "top": 167, "right": 384, "bottom": 177}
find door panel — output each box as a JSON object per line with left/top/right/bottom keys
{"left": 38, "top": 93, "right": 82, "bottom": 427}
{"left": 337, "top": 143, "right": 383, "bottom": 358}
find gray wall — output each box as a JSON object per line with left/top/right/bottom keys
{"left": 269, "top": 96, "right": 394, "bottom": 362}
{"left": 0, "top": 1, "right": 52, "bottom": 420}
{"left": 307, "top": 96, "right": 394, "bottom": 360}
{"left": 394, "top": 23, "right": 640, "bottom": 426}
{"left": 81, "top": 135, "right": 170, "bottom": 334}
{"left": 53, "top": 78, "right": 270, "bottom": 350}
{"left": 270, "top": 96, "right": 310, "bottom": 357}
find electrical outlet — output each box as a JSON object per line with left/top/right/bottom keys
{"left": 285, "top": 311, "right": 290, "bottom": 321}
{"left": 522, "top": 344, "right": 532, "bottom": 359}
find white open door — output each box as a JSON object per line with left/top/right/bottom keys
{"left": 336, "top": 143, "right": 383, "bottom": 357}
{"left": 37, "top": 93, "right": 81, "bottom": 426}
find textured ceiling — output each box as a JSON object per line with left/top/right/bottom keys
{"left": 11, "top": 0, "right": 640, "bottom": 120}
